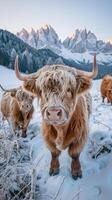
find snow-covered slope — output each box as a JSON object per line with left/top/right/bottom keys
{"left": 60, "top": 48, "right": 112, "bottom": 66}
{"left": 0, "top": 66, "right": 112, "bottom": 200}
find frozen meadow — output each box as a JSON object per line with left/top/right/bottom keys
{"left": 0, "top": 65, "right": 112, "bottom": 200}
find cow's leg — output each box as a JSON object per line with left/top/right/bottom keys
{"left": 107, "top": 98, "right": 110, "bottom": 103}
{"left": 102, "top": 96, "right": 105, "bottom": 103}
{"left": 42, "top": 123, "right": 61, "bottom": 176}
{"left": 21, "top": 129, "right": 27, "bottom": 138}
{"left": 49, "top": 150, "right": 60, "bottom": 176}
{"left": 68, "top": 143, "right": 82, "bottom": 180}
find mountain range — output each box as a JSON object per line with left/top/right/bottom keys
{"left": 16, "top": 24, "right": 112, "bottom": 70}
{"left": 17, "top": 24, "right": 112, "bottom": 54}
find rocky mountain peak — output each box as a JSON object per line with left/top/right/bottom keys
{"left": 17, "top": 24, "right": 61, "bottom": 50}
{"left": 17, "top": 28, "right": 29, "bottom": 41}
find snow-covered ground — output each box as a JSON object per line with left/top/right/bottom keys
{"left": 0, "top": 65, "right": 112, "bottom": 200}
{"left": 60, "top": 47, "right": 112, "bottom": 65}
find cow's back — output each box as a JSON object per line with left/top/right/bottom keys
{"left": 0, "top": 92, "right": 19, "bottom": 119}
{"left": 0, "top": 93, "right": 12, "bottom": 118}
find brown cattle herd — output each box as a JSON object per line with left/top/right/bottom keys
{"left": 0, "top": 54, "right": 112, "bottom": 180}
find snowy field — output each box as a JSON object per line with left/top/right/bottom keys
{"left": 0, "top": 65, "right": 112, "bottom": 200}
{"left": 60, "top": 47, "right": 112, "bottom": 66}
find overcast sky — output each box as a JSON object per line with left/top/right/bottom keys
{"left": 0, "top": 0, "right": 112, "bottom": 41}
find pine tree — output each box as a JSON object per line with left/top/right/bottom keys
{"left": 10, "top": 48, "right": 17, "bottom": 69}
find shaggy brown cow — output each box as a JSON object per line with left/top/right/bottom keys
{"left": 14, "top": 55, "right": 97, "bottom": 179}
{"left": 0, "top": 85, "right": 34, "bottom": 137}
{"left": 100, "top": 75, "right": 112, "bottom": 103}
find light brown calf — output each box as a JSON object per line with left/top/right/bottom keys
{"left": 0, "top": 86, "right": 34, "bottom": 137}
{"left": 14, "top": 54, "right": 97, "bottom": 179}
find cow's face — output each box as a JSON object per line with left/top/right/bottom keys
{"left": 39, "top": 71, "right": 78, "bottom": 125}
{"left": 22, "top": 70, "right": 92, "bottom": 125}
{"left": 40, "top": 73, "right": 92, "bottom": 125}
{"left": 11, "top": 88, "right": 34, "bottom": 113}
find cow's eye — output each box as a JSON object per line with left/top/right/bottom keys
{"left": 67, "top": 88, "right": 72, "bottom": 97}
{"left": 67, "top": 88, "right": 71, "bottom": 92}
{"left": 67, "top": 88, "right": 71, "bottom": 93}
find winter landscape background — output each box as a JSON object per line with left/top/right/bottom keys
{"left": 0, "top": 0, "right": 112, "bottom": 199}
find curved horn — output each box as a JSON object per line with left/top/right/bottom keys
{"left": 76, "top": 54, "right": 98, "bottom": 79}
{"left": 0, "top": 84, "right": 7, "bottom": 92}
{"left": 0, "top": 84, "right": 18, "bottom": 93}
{"left": 15, "top": 56, "right": 39, "bottom": 81}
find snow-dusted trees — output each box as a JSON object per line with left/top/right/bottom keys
{"left": 10, "top": 48, "right": 17, "bottom": 69}
{"left": 21, "top": 49, "right": 33, "bottom": 73}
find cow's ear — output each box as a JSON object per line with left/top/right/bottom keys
{"left": 76, "top": 76, "right": 92, "bottom": 94}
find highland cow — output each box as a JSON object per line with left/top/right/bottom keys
{"left": 14, "top": 55, "right": 97, "bottom": 179}
{"left": 0, "top": 85, "right": 34, "bottom": 137}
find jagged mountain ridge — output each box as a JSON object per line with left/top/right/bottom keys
{"left": 63, "top": 29, "right": 112, "bottom": 53}
{"left": 17, "top": 25, "right": 61, "bottom": 53}
{"left": 17, "top": 25, "right": 112, "bottom": 53}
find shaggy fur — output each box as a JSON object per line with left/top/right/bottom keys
{"left": 0, "top": 87, "right": 34, "bottom": 137}
{"left": 14, "top": 55, "right": 97, "bottom": 179}
{"left": 100, "top": 75, "right": 112, "bottom": 103}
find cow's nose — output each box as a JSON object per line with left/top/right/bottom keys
{"left": 46, "top": 108, "right": 62, "bottom": 121}
{"left": 22, "top": 104, "right": 30, "bottom": 109}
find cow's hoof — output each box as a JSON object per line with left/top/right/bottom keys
{"left": 49, "top": 168, "right": 60, "bottom": 176}
{"left": 22, "top": 134, "right": 27, "bottom": 138}
{"left": 72, "top": 171, "right": 82, "bottom": 180}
